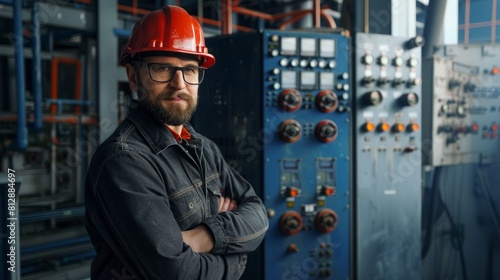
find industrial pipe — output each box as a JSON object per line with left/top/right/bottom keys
{"left": 422, "top": 0, "right": 449, "bottom": 58}
{"left": 21, "top": 236, "right": 90, "bottom": 255}
{"left": 14, "top": 0, "right": 28, "bottom": 150}
{"left": 32, "top": 2, "right": 43, "bottom": 130}
{"left": 20, "top": 206, "right": 85, "bottom": 223}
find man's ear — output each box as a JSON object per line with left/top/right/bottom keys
{"left": 125, "top": 63, "right": 139, "bottom": 92}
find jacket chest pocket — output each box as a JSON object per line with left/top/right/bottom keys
{"left": 169, "top": 184, "right": 204, "bottom": 230}
{"left": 206, "top": 180, "right": 222, "bottom": 216}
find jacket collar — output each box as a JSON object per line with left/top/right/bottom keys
{"left": 126, "top": 100, "right": 201, "bottom": 154}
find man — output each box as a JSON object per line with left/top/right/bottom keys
{"left": 84, "top": 5, "right": 269, "bottom": 280}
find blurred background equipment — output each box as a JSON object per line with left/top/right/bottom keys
{"left": 194, "top": 29, "right": 352, "bottom": 280}
{"left": 0, "top": 0, "right": 499, "bottom": 279}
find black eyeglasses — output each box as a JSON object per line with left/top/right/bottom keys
{"left": 140, "top": 63, "right": 206, "bottom": 85}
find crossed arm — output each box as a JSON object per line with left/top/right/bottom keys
{"left": 181, "top": 196, "right": 238, "bottom": 253}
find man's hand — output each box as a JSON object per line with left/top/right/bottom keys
{"left": 182, "top": 196, "right": 238, "bottom": 253}
{"left": 218, "top": 196, "right": 238, "bottom": 212}
{"left": 181, "top": 224, "right": 215, "bottom": 253}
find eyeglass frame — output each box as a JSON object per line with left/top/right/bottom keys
{"left": 135, "top": 61, "right": 207, "bottom": 85}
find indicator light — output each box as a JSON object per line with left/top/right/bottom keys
{"left": 408, "top": 57, "right": 419, "bottom": 67}
{"left": 318, "top": 59, "right": 326, "bottom": 68}
{"left": 471, "top": 122, "right": 479, "bottom": 132}
{"left": 363, "top": 54, "right": 374, "bottom": 65}
{"left": 321, "top": 186, "right": 336, "bottom": 196}
{"left": 378, "top": 55, "right": 389, "bottom": 66}
{"left": 393, "top": 123, "right": 405, "bottom": 133}
{"left": 285, "top": 187, "right": 301, "bottom": 198}
{"left": 394, "top": 56, "right": 404, "bottom": 67}
{"left": 492, "top": 66, "right": 500, "bottom": 75}
{"left": 378, "top": 122, "right": 390, "bottom": 132}
{"left": 363, "top": 121, "right": 376, "bottom": 132}
{"left": 491, "top": 122, "right": 499, "bottom": 131}
{"left": 407, "top": 123, "right": 420, "bottom": 132}
{"left": 288, "top": 244, "right": 299, "bottom": 253}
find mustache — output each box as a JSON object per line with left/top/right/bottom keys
{"left": 159, "top": 91, "right": 191, "bottom": 101}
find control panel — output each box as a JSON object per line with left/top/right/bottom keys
{"left": 422, "top": 44, "right": 500, "bottom": 166}
{"left": 195, "top": 30, "right": 351, "bottom": 279}
{"left": 353, "top": 33, "right": 423, "bottom": 280}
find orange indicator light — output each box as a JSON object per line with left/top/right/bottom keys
{"left": 323, "top": 187, "right": 335, "bottom": 196}
{"left": 408, "top": 123, "right": 420, "bottom": 132}
{"left": 288, "top": 188, "right": 299, "bottom": 197}
{"left": 393, "top": 123, "right": 405, "bottom": 133}
{"left": 379, "top": 122, "right": 390, "bottom": 132}
{"left": 471, "top": 122, "right": 479, "bottom": 132}
{"left": 492, "top": 66, "right": 500, "bottom": 75}
{"left": 364, "top": 121, "right": 376, "bottom": 132}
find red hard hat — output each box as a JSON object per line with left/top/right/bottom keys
{"left": 119, "top": 5, "right": 215, "bottom": 68}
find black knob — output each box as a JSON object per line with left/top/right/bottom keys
{"left": 364, "top": 90, "right": 383, "bottom": 106}
{"left": 405, "top": 35, "right": 425, "bottom": 49}
{"left": 279, "top": 89, "right": 302, "bottom": 112}
{"left": 315, "top": 90, "right": 338, "bottom": 113}
{"left": 319, "top": 124, "right": 336, "bottom": 139}
{"left": 399, "top": 92, "right": 419, "bottom": 106}
{"left": 315, "top": 120, "right": 338, "bottom": 143}
{"left": 279, "top": 120, "right": 302, "bottom": 143}
{"left": 280, "top": 211, "right": 303, "bottom": 236}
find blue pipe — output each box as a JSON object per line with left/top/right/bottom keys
{"left": 14, "top": 0, "right": 27, "bottom": 150}
{"left": 21, "top": 236, "right": 90, "bottom": 255}
{"left": 45, "top": 99, "right": 93, "bottom": 106}
{"left": 57, "top": 250, "right": 95, "bottom": 264}
{"left": 20, "top": 206, "right": 85, "bottom": 223}
{"left": 113, "top": 27, "right": 132, "bottom": 38}
{"left": 21, "top": 250, "right": 96, "bottom": 276}
{"left": 32, "top": 2, "right": 43, "bottom": 131}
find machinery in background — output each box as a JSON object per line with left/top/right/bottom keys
{"left": 194, "top": 29, "right": 352, "bottom": 279}
{"left": 422, "top": 44, "right": 500, "bottom": 166}
{"left": 0, "top": 2, "right": 98, "bottom": 279}
{"left": 352, "top": 33, "right": 424, "bottom": 280}
{"left": 420, "top": 43, "right": 500, "bottom": 280}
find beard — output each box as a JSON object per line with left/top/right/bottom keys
{"left": 139, "top": 89, "right": 197, "bottom": 126}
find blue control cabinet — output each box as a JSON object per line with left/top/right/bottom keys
{"left": 195, "top": 30, "right": 352, "bottom": 279}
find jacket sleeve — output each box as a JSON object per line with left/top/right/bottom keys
{"left": 202, "top": 141, "right": 269, "bottom": 255}
{"left": 87, "top": 150, "right": 244, "bottom": 280}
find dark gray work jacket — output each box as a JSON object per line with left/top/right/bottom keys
{"left": 84, "top": 101, "right": 268, "bottom": 280}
